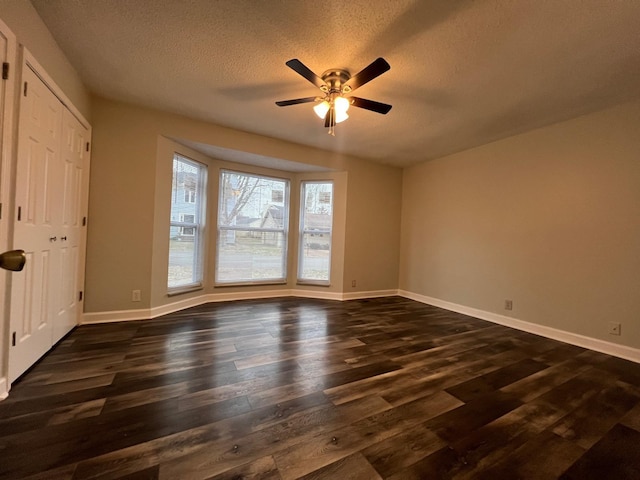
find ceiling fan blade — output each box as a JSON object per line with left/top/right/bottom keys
{"left": 285, "top": 59, "right": 327, "bottom": 90}
{"left": 275, "top": 97, "right": 318, "bottom": 107}
{"left": 324, "top": 107, "right": 336, "bottom": 128}
{"left": 350, "top": 97, "right": 392, "bottom": 114}
{"left": 344, "top": 58, "right": 390, "bottom": 91}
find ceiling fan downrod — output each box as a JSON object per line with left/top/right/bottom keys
{"left": 319, "top": 71, "right": 350, "bottom": 136}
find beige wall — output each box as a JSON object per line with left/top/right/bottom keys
{"left": 344, "top": 160, "right": 402, "bottom": 292}
{"left": 0, "top": 0, "right": 91, "bottom": 120}
{"left": 400, "top": 100, "right": 640, "bottom": 349}
{"left": 87, "top": 97, "right": 402, "bottom": 313}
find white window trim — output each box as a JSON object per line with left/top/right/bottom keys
{"left": 168, "top": 154, "right": 207, "bottom": 293}
{"left": 297, "top": 180, "right": 333, "bottom": 286}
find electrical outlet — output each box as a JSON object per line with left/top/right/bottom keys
{"left": 132, "top": 289, "right": 141, "bottom": 302}
{"left": 351, "top": 280, "right": 357, "bottom": 287}
{"left": 608, "top": 322, "right": 621, "bottom": 336}
{"left": 505, "top": 299, "right": 513, "bottom": 311}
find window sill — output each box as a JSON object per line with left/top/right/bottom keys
{"left": 214, "top": 280, "right": 288, "bottom": 288}
{"left": 296, "top": 280, "right": 331, "bottom": 287}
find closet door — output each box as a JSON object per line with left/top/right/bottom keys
{"left": 9, "top": 64, "right": 63, "bottom": 382}
{"left": 54, "top": 108, "right": 88, "bottom": 342}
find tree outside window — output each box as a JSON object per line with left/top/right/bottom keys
{"left": 216, "top": 170, "right": 289, "bottom": 284}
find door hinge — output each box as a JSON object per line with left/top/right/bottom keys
{"left": 12, "top": 332, "right": 16, "bottom": 347}
{"left": 17, "top": 206, "right": 21, "bottom": 221}
{"left": 2, "top": 62, "right": 8, "bottom": 80}
{"left": 0, "top": 202, "right": 2, "bottom": 220}
{"left": 82, "top": 216, "right": 87, "bottom": 226}
{"left": 79, "top": 291, "right": 83, "bottom": 301}
{"left": 86, "top": 142, "right": 90, "bottom": 152}
{"left": 23, "top": 81, "right": 27, "bottom": 96}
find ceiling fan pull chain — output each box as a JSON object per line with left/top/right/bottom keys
{"left": 329, "top": 108, "right": 335, "bottom": 136}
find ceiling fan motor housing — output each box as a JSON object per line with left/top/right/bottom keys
{"left": 320, "top": 69, "right": 352, "bottom": 94}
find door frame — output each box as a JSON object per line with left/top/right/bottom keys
{"left": 23, "top": 49, "right": 90, "bottom": 130}
{"left": 0, "top": 17, "right": 17, "bottom": 400}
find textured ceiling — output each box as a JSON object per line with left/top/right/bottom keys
{"left": 32, "top": 0, "right": 640, "bottom": 167}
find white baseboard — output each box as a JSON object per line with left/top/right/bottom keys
{"left": 81, "top": 289, "right": 400, "bottom": 324}
{"left": 0, "top": 377, "right": 8, "bottom": 401}
{"left": 342, "top": 289, "right": 398, "bottom": 300}
{"left": 81, "top": 307, "right": 156, "bottom": 324}
{"left": 148, "top": 293, "right": 212, "bottom": 319}
{"left": 290, "top": 289, "right": 344, "bottom": 301}
{"left": 82, "top": 289, "right": 290, "bottom": 324}
{"left": 398, "top": 290, "right": 640, "bottom": 364}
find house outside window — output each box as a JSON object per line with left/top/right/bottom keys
{"left": 184, "top": 188, "right": 196, "bottom": 203}
{"left": 298, "top": 181, "right": 333, "bottom": 284}
{"left": 179, "top": 213, "right": 195, "bottom": 236}
{"left": 168, "top": 155, "right": 207, "bottom": 290}
{"left": 216, "top": 170, "right": 289, "bottom": 284}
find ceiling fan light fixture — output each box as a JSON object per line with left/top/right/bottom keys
{"left": 334, "top": 96, "right": 350, "bottom": 114}
{"left": 334, "top": 96, "right": 350, "bottom": 124}
{"left": 314, "top": 96, "right": 349, "bottom": 123}
{"left": 313, "top": 100, "right": 330, "bottom": 119}
{"left": 335, "top": 110, "right": 349, "bottom": 124}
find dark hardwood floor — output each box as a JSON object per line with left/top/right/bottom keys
{"left": 1, "top": 296, "right": 640, "bottom": 479}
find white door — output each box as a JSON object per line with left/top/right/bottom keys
{"left": 53, "top": 108, "right": 87, "bottom": 341}
{"left": 9, "top": 65, "right": 63, "bottom": 382}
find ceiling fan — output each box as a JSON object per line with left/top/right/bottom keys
{"left": 275, "top": 58, "right": 392, "bottom": 135}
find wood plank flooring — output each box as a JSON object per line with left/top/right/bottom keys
{"left": 1, "top": 296, "right": 639, "bottom": 479}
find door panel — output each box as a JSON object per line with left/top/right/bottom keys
{"left": 9, "top": 65, "right": 62, "bottom": 382}
{"left": 53, "top": 108, "right": 86, "bottom": 341}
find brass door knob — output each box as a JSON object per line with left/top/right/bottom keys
{"left": 0, "top": 250, "right": 26, "bottom": 271}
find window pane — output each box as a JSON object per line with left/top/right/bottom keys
{"left": 171, "top": 160, "right": 199, "bottom": 221}
{"left": 216, "top": 170, "right": 289, "bottom": 284}
{"left": 218, "top": 172, "right": 287, "bottom": 227}
{"left": 169, "top": 226, "right": 197, "bottom": 287}
{"left": 168, "top": 155, "right": 206, "bottom": 290}
{"left": 217, "top": 230, "right": 286, "bottom": 283}
{"left": 299, "top": 182, "right": 333, "bottom": 283}
{"left": 299, "top": 232, "right": 331, "bottom": 281}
